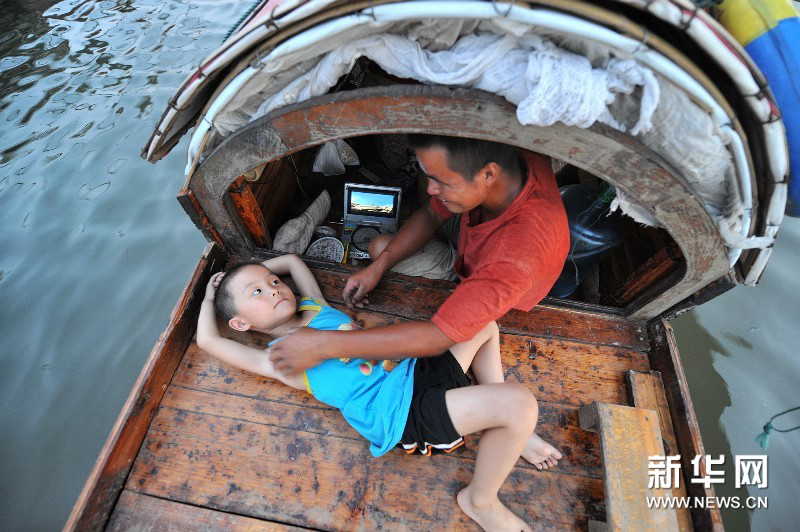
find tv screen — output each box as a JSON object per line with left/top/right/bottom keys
{"left": 348, "top": 189, "right": 398, "bottom": 218}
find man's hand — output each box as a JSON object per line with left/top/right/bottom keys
{"left": 204, "top": 272, "right": 225, "bottom": 302}
{"left": 343, "top": 265, "right": 383, "bottom": 308}
{"left": 268, "top": 328, "right": 329, "bottom": 375}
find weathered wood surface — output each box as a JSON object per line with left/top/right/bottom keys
{"left": 177, "top": 187, "right": 224, "bottom": 247}
{"left": 249, "top": 158, "right": 298, "bottom": 235}
{"left": 627, "top": 371, "right": 693, "bottom": 531}
{"left": 170, "top": 342, "right": 607, "bottom": 478}
{"left": 197, "top": 294, "right": 651, "bottom": 410}
{"left": 614, "top": 246, "right": 683, "bottom": 306}
{"left": 344, "top": 310, "right": 649, "bottom": 407}
{"left": 120, "top": 294, "right": 658, "bottom": 530}
{"left": 579, "top": 402, "right": 679, "bottom": 532}
{"left": 107, "top": 490, "right": 306, "bottom": 531}
{"left": 247, "top": 250, "right": 650, "bottom": 353}
{"left": 127, "top": 405, "right": 604, "bottom": 531}
{"left": 71, "top": 255, "right": 716, "bottom": 531}
{"left": 229, "top": 176, "right": 271, "bottom": 248}
{"left": 648, "top": 321, "right": 725, "bottom": 531}
{"left": 311, "top": 268, "right": 651, "bottom": 352}
{"left": 63, "top": 243, "right": 225, "bottom": 532}
{"left": 189, "top": 85, "right": 730, "bottom": 320}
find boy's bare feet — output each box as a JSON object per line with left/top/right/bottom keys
{"left": 457, "top": 487, "right": 532, "bottom": 532}
{"left": 521, "top": 433, "right": 563, "bottom": 471}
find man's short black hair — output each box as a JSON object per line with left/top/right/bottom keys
{"left": 407, "top": 134, "right": 522, "bottom": 181}
{"left": 214, "top": 261, "right": 266, "bottom": 322}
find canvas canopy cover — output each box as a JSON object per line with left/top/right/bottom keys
{"left": 143, "top": 0, "right": 790, "bottom": 286}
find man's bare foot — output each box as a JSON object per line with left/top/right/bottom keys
{"left": 521, "top": 433, "right": 563, "bottom": 471}
{"left": 457, "top": 487, "right": 532, "bottom": 532}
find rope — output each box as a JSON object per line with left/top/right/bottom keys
{"left": 755, "top": 406, "right": 800, "bottom": 450}
{"left": 690, "top": 0, "right": 722, "bottom": 8}
{"left": 223, "top": 0, "right": 265, "bottom": 42}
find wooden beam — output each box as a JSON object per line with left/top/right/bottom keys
{"left": 579, "top": 402, "right": 679, "bottom": 532}
{"left": 614, "top": 245, "right": 683, "bottom": 306}
{"left": 249, "top": 158, "right": 298, "bottom": 235}
{"left": 228, "top": 176, "right": 271, "bottom": 247}
{"left": 177, "top": 187, "right": 224, "bottom": 246}
{"left": 63, "top": 243, "right": 227, "bottom": 532}
{"left": 627, "top": 371, "right": 694, "bottom": 531}
{"left": 248, "top": 249, "right": 650, "bottom": 352}
{"left": 107, "top": 490, "right": 307, "bottom": 531}
{"left": 314, "top": 267, "right": 650, "bottom": 352}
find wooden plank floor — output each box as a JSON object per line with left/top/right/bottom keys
{"left": 115, "top": 267, "right": 652, "bottom": 531}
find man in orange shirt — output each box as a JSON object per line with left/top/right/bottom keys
{"left": 270, "top": 135, "right": 568, "bottom": 363}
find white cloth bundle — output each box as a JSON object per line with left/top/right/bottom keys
{"left": 254, "top": 32, "right": 659, "bottom": 135}
{"left": 272, "top": 190, "right": 331, "bottom": 254}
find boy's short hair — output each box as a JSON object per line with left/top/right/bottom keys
{"left": 214, "top": 261, "right": 266, "bottom": 322}
{"left": 407, "top": 134, "right": 522, "bottom": 181}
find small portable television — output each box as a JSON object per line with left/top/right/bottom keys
{"left": 343, "top": 183, "right": 402, "bottom": 259}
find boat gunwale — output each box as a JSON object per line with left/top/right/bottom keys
{"left": 647, "top": 319, "right": 725, "bottom": 531}
{"left": 246, "top": 249, "right": 652, "bottom": 353}
{"left": 249, "top": 249, "right": 631, "bottom": 319}
{"left": 64, "top": 243, "right": 718, "bottom": 530}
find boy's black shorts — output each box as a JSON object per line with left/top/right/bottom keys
{"left": 399, "top": 351, "right": 472, "bottom": 455}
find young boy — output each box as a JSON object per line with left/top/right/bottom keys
{"left": 197, "top": 254, "right": 562, "bottom": 531}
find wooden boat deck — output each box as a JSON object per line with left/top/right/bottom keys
{"left": 104, "top": 257, "right": 655, "bottom": 531}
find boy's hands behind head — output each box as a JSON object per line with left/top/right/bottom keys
{"left": 204, "top": 271, "right": 225, "bottom": 302}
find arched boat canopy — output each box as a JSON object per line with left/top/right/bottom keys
{"left": 187, "top": 85, "right": 729, "bottom": 320}
{"left": 143, "top": 0, "right": 790, "bottom": 292}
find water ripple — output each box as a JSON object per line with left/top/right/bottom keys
{"left": 1, "top": 1, "right": 796, "bottom": 531}
{"left": 0, "top": 1, "right": 241, "bottom": 530}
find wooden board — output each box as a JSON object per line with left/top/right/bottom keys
{"left": 303, "top": 265, "right": 651, "bottom": 352}
{"left": 627, "top": 371, "right": 693, "bottom": 532}
{"left": 127, "top": 405, "right": 604, "bottom": 531}
{"left": 249, "top": 158, "right": 298, "bottom": 235}
{"left": 614, "top": 246, "right": 682, "bottom": 306}
{"left": 229, "top": 176, "right": 271, "bottom": 248}
{"left": 107, "top": 490, "right": 306, "bottom": 531}
{"left": 169, "top": 344, "right": 605, "bottom": 478}
{"left": 68, "top": 254, "right": 713, "bottom": 531}
{"left": 626, "top": 372, "right": 678, "bottom": 461}
{"left": 579, "top": 402, "right": 679, "bottom": 532}
{"left": 122, "top": 305, "right": 656, "bottom": 531}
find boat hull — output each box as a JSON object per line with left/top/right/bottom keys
{"left": 65, "top": 244, "right": 722, "bottom": 531}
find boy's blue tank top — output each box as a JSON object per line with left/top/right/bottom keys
{"left": 278, "top": 297, "right": 417, "bottom": 457}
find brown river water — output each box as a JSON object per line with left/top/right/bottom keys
{"left": 1, "top": 1, "right": 797, "bottom": 530}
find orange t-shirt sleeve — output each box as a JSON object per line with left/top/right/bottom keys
{"left": 432, "top": 258, "right": 535, "bottom": 343}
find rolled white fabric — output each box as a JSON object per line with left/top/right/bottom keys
{"left": 273, "top": 190, "right": 332, "bottom": 254}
